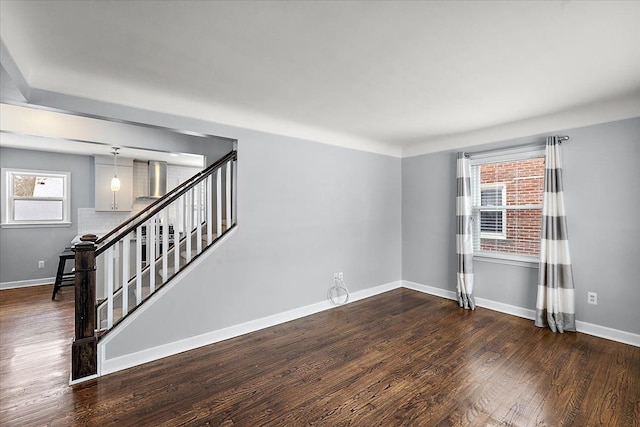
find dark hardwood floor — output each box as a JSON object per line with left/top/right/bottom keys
{"left": 1, "top": 285, "right": 638, "bottom": 426}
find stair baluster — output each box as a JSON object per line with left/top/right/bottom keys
{"left": 72, "top": 150, "right": 237, "bottom": 382}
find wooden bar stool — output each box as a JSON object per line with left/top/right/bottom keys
{"left": 51, "top": 247, "right": 75, "bottom": 300}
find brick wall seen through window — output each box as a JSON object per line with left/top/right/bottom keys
{"left": 472, "top": 156, "right": 545, "bottom": 258}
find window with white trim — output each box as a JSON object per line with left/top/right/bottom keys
{"left": 470, "top": 148, "right": 545, "bottom": 262}
{"left": 1, "top": 168, "right": 71, "bottom": 227}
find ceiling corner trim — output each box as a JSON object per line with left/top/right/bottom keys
{"left": 401, "top": 92, "right": 640, "bottom": 158}
{"left": 254, "top": 122, "right": 403, "bottom": 158}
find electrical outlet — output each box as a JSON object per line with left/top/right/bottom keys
{"left": 38, "top": 260, "right": 45, "bottom": 269}
{"left": 338, "top": 272, "right": 344, "bottom": 281}
{"left": 587, "top": 292, "right": 597, "bottom": 305}
{"left": 333, "top": 272, "right": 339, "bottom": 281}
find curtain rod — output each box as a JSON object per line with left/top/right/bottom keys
{"left": 468, "top": 142, "right": 543, "bottom": 157}
{"left": 467, "top": 134, "right": 570, "bottom": 157}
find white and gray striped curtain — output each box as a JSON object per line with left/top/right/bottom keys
{"left": 456, "top": 152, "right": 475, "bottom": 310}
{"left": 535, "top": 136, "right": 575, "bottom": 332}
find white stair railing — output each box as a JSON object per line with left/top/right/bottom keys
{"left": 93, "top": 151, "right": 237, "bottom": 333}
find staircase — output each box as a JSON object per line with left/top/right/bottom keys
{"left": 71, "top": 150, "right": 237, "bottom": 381}
{"left": 95, "top": 221, "right": 230, "bottom": 332}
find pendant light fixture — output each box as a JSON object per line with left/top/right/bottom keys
{"left": 110, "top": 147, "right": 121, "bottom": 192}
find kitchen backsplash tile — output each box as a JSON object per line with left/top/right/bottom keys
{"left": 77, "top": 208, "right": 133, "bottom": 235}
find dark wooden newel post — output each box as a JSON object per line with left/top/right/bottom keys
{"left": 71, "top": 237, "right": 98, "bottom": 381}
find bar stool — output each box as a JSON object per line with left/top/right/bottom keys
{"left": 51, "top": 247, "right": 75, "bottom": 300}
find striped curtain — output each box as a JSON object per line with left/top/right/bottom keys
{"left": 456, "top": 152, "right": 475, "bottom": 310}
{"left": 535, "top": 137, "right": 575, "bottom": 332}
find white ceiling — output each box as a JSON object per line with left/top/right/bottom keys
{"left": 1, "top": 1, "right": 639, "bottom": 157}
{"left": 0, "top": 131, "right": 204, "bottom": 167}
{"left": 0, "top": 103, "right": 206, "bottom": 167}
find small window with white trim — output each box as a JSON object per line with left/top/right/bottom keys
{"left": 1, "top": 168, "right": 71, "bottom": 227}
{"left": 470, "top": 147, "right": 545, "bottom": 262}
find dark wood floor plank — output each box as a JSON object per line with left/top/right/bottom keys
{"left": 1, "top": 285, "right": 639, "bottom": 426}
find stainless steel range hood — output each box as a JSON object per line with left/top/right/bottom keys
{"left": 148, "top": 160, "right": 167, "bottom": 198}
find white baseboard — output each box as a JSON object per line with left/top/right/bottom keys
{"left": 0, "top": 277, "right": 55, "bottom": 290}
{"left": 69, "top": 373, "right": 98, "bottom": 386}
{"left": 345, "top": 280, "right": 402, "bottom": 303}
{"left": 474, "top": 297, "right": 536, "bottom": 320}
{"left": 98, "top": 280, "right": 403, "bottom": 377}
{"left": 576, "top": 320, "right": 640, "bottom": 347}
{"left": 402, "top": 280, "right": 639, "bottom": 347}
{"left": 402, "top": 280, "right": 456, "bottom": 300}
{"left": 95, "top": 276, "right": 637, "bottom": 379}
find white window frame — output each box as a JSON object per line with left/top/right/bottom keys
{"left": 470, "top": 146, "right": 545, "bottom": 265}
{"left": 479, "top": 183, "right": 507, "bottom": 240}
{"left": 1, "top": 168, "right": 71, "bottom": 228}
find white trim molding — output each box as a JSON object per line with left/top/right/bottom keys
{"left": 97, "top": 280, "right": 402, "bottom": 377}
{"left": 402, "top": 280, "right": 456, "bottom": 301}
{"left": 402, "top": 92, "right": 640, "bottom": 158}
{"left": 474, "top": 296, "right": 535, "bottom": 320}
{"left": 1, "top": 167, "right": 72, "bottom": 227}
{"left": 69, "top": 373, "right": 98, "bottom": 386}
{"left": 575, "top": 321, "right": 640, "bottom": 348}
{"left": 1, "top": 277, "right": 55, "bottom": 290}
{"left": 92, "top": 277, "right": 638, "bottom": 382}
{"left": 402, "top": 280, "right": 639, "bottom": 347}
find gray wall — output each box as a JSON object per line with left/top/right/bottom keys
{"left": 105, "top": 130, "right": 402, "bottom": 359}
{"left": 0, "top": 147, "right": 93, "bottom": 283}
{"left": 18, "top": 86, "right": 638, "bottom": 359}
{"left": 21, "top": 88, "right": 402, "bottom": 359}
{"left": 402, "top": 117, "right": 640, "bottom": 335}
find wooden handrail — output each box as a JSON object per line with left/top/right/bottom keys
{"left": 96, "top": 150, "right": 236, "bottom": 254}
